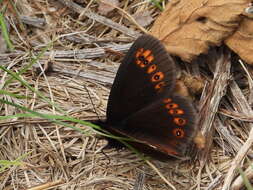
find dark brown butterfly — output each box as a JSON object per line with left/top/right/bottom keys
{"left": 95, "top": 34, "right": 197, "bottom": 159}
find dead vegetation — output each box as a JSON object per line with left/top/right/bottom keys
{"left": 0, "top": 0, "right": 253, "bottom": 190}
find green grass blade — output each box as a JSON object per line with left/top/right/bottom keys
{"left": 0, "top": 89, "right": 28, "bottom": 99}
{"left": 3, "top": 42, "right": 52, "bottom": 88}
{"left": 0, "top": 12, "right": 14, "bottom": 50}
{"left": 149, "top": 0, "right": 164, "bottom": 11}
{"left": 0, "top": 152, "right": 32, "bottom": 172}
{"left": 0, "top": 65, "right": 66, "bottom": 114}
{"left": 0, "top": 98, "right": 133, "bottom": 141}
{"left": 0, "top": 97, "right": 94, "bottom": 134}
{"left": 238, "top": 167, "right": 253, "bottom": 190}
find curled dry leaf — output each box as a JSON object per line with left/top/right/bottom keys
{"left": 174, "top": 80, "right": 190, "bottom": 98}
{"left": 151, "top": 0, "right": 250, "bottom": 62}
{"left": 180, "top": 73, "right": 204, "bottom": 95}
{"left": 225, "top": 16, "right": 253, "bottom": 65}
{"left": 98, "top": 0, "right": 119, "bottom": 15}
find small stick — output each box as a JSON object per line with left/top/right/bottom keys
{"left": 57, "top": 0, "right": 140, "bottom": 38}
{"left": 27, "top": 179, "right": 64, "bottom": 190}
{"left": 133, "top": 170, "right": 145, "bottom": 190}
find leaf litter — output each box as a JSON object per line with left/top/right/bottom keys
{"left": 0, "top": 0, "right": 253, "bottom": 190}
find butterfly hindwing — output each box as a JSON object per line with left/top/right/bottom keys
{"left": 117, "top": 95, "right": 197, "bottom": 157}
{"left": 107, "top": 35, "right": 176, "bottom": 124}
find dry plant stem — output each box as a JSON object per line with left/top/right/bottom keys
{"left": 145, "top": 160, "right": 176, "bottom": 190}
{"left": 222, "top": 65, "right": 253, "bottom": 189}
{"left": 197, "top": 53, "right": 231, "bottom": 190}
{"left": 228, "top": 81, "right": 253, "bottom": 113}
{"left": 219, "top": 108, "right": 253, "bottom": 122}
{"left": 133, "top": 170, "right": 145, "bottom": 190}
{"left": 206, "top": 174, "right": 224, "bottom": 190}
{"left": 0, "top": 167, "right": 16, "bottom": 189}
{"left": 215, "top": 117, "right": 242, "bottom": 155}
{"left": 65, "top": 35, "right": 133, "bottom": 44}
{"left": 53, "top": 64, "right": 115, "bottom": 85}
{"left": 57, "top": 0, "right": 140, "bottom": 38}
{"left": 20, "top": 15, "right": 45, "bottom": 28}
{"left": 222, "top": 127, "right": 253, "bottom": 190}
{"left": 27, "top": 179, "right": 64, "bottom": 190}
{"left": 47, "top": 42, "right": 131, "bottom": 59}
{"left": 99, "top": 0, "right": 148, "bottom": 33}
{"left": 37, "top": 68, "right": 68, "bottom": 163}
{"left": 231, "top": 164, "right": 253, "bottom": 190}
{"left": 239, "top": 60, "right": 253, "bottom": 106}
{"left": 0, "top": 43, "right": 132, "bottom": 62}
{"left": 0, "top": 116, "right": 101, "bottom": 127}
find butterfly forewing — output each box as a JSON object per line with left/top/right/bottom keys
{"left": 107, "top": 35, "right": 176, "bottom": 124}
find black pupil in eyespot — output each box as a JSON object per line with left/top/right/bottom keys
{"left": 143, "top": 60, "right": 148, "bottom": 65}
{"left": 179, "top": 119, "right": 183, "bottom": 123}
{"left": 154, "top": 75, "right": 159, "bottom": 80}
{"left": 176, "top": 130, "right": 181, "bottom": 136}
{"left": 139, "top": 56, "right": 145, "bottom": 61}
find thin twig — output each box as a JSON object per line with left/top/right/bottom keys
{"left": 57, "top": 0, "right": 140, "bottom": 38}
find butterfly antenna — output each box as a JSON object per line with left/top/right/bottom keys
{"left": 84, "top": 85, "right": 101, "bottom": 121}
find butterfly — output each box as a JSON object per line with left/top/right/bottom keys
{"left": 95, "top": 34, "right": 197, "bottom": 159}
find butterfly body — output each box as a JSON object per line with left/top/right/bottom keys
{"left": 99, "top": 34, "right": 197, "bottom": 158}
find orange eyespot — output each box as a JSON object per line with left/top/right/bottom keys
{"left": 140, "top": 55, "right": 154, "bottom": 67}
{"left": 147, "top": 64, "right": 157, "bottom": 74}
{"left": 146, "top": 55, "right": 154, "bottom": 62}
{"left": 175, "top": 109, "right": 184, "bottom": 115}
{"left": 151, "top": 72, "right": 164, "bottom": 82}
{"left": 172, "top": 128, "right": 185, "bottom": 138}
{"left": 135, "top": 48, "right": 144, "bottom": 58}
{"left": 168, "top": 109, "right": 174, "bottom": 115}
{"left": 174, "top": 117, "right": 187, "bottom": 126}
{"left": 142, "top": 50, "right": 152, "bottom": 57}
{"left": 135, "top": 49, "right": 154, "bottom": 67}
{"left": 136, "top": 59, "right": 141, "bottom": 65}
{"left": 165, "top": 103, "right": 178, "bottom": 109}
{"left": 155, "top": 81, "right": 165, "bottom": 91}
{"left": 168, "top": 109, "right": 185, "bottom": 115}
{"left": 163, "top": 98, "right": 172, "bottom": 103}
{"left": 140, "top": 59, "right": 150, "bottom": 67}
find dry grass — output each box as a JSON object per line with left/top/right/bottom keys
{"left": 0, "top": 0, "right": 253, "bottom": 190}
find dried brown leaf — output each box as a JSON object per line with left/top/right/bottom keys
{"left": 225, "top": 16, "right": 253, "bottom": 65}
{"left": 98, "top": 0, "right": 119, "bottom": 15}
{"left": 151, "top": 0, "right": 250, "bottom": 62}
